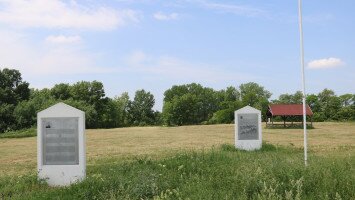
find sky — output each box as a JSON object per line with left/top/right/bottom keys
{"left": 0, "top": 0, "right": 354, "bottom": 110}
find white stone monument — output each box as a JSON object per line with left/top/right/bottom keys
{"left": 37, "top": 102, "right": 86, "bottom": 186}
{"left": 235, "top": 106, "right": 262, "bottom": 150}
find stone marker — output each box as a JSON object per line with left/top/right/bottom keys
{"left": 235, "top": 106, "right": 262, "bottom": 150}
{"left": 37, "top": 102, "right": 86, "bottom": 186}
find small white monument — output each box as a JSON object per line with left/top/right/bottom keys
{"left": 235, "top": 106, "right": 262, "bottom": 150}
{"left": 37, "top": 102, "right": 86, "bottom": 186}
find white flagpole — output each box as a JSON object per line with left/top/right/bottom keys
{"left": 298, "top": 0, "right": 308, "bottom": 166}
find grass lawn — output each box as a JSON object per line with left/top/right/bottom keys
{"left": 0, "top": 122, "right": 354, "bottom": 199}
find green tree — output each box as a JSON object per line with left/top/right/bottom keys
{"left": 0, "top": 68, "right": 30, "bottom": 105}
{"left": 239, "top": 82, "right": 271, "bottom": 120}
{"left": 291, "top": 91, "right": 303, "bottom": 104}
{"left": 63, "top": 99, "right": 98, "bottom": 128}
{"left": 50, "top": 83, "right": 71, "bottom": 100}
{"left": 100, "top": 98, "right": 121, "bottom": 128}
{"left": 0, "top": 104, "right": 16, "bottom": 132}
{"left": 318, "top": 89, "right": 341, "bottom": 120}
{"left": 113, "top": 92, "right": 130, "bottom": 126}
{"left": 276, "top": 91, "right": 303, "bottom": 104}
{"left": 208, "top": 108, "right": 235, "bottom": 124}
{"left": 163, "top": 93, "right": 199, "bottom": 126}
{"left": 127, "top": 89, "right": 156, "bottom": 126}
{"left": 217, "top": 86, "right": 240, "bottom": 109}
{"left": 318, "top": 88, "right": 335, "bottom": 103}
{"left": 69, "top": 81, "right": 109, "bottom": 128}
{"left": 14, "top": 89, "right": 57, "bottom": 129}
{"left": 336, "top": 106, "right": 355, "bottom": 121}
{"left": 162, "top": 83, "right": 220, "bottom": 126}
{"left": 70, "top": 81, "right": 105, "bottom": 105}
{"left": 239, "top": 82, "right": 271, "bottom": 107}
{"left": 223, "top": 86, "right": 240, "bottom": 102}
{"left": 0, "top": 68, "right": 30, "bottom": 132}
{"left": 277, "top": 93, "right": 293, "bottom": 104}
{"left": 209, "top": 86, "right": 242, "bottom": 124}
{"left": 306, "top": 94, "right": 321, "bottom": 112}
{"left": 16, "top": 80, "right": 122, "bottom": 129}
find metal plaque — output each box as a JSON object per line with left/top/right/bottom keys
{"left": 42, "top": 117, "right": 79, "bottom": 165}
{"left": 238, "top": 113, "right": 258, "bottom": 140}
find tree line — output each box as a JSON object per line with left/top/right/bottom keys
{"left": 0, "top": 68, "right": 354, "bottom": 133}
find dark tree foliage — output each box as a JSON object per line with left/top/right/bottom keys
{"left": 209, "top": 86, "right": 243, "bottom": 124}
{"left": 63, "top": 99, "right": 98, "bottom": 128}
{"left": 163, "top": 93, "right": 199, "bottom": 126}
{"left": 239, "top": 82, "right": 271, "bottom": 106}
{"left": 50, "top": 83, "right": 71, "bottom": 100}
{"left": 0, "top": 68, "right": 30, "bottom": 105}
{"left": 0, "top": 104, "right": 16, "bottom": 132}
{"left": 306, "top": 94, "right": 321, "bottom": 112}
{"left": 0, "top": 68, "right": 30, "bottom": 132}
{"left": 113, "top": 92, "right": 130, "bottom": 127}
{"left": 127, "top": 89, "right": 156, "bottom": 126}
{"left": 1, "top": 77, "right": 145, "bottom": 132}
{"left": 162, "top": 83, "right": 220, "bottom": 126}
{"left": 274, "top": 91, "right": 303, "bottom": 105}
{"left": 67, "top": 81, "right": 109, "bottom": 128}
{"left": 1, "top": 68, "right": 354, "bottom": 134}
{"left": 239, "top": 82, "right": 271, "bottom": 120}
{"left": 14, "top": 89, "right": 56, "bottom": 129}
{"left": 275, "top": 89, "right": 355, "bottom": 122}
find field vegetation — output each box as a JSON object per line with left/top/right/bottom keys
{"left": 0, "top": 127, "right": 36, "bottom": 139}
{"left": 0, "top": 122, "right": 354, "bottom": 199}
{"left": 1, "top": 68, "right": 354, "bottom": 135}
{"left": 1, "top": 68, "right": 354, "bottom": 199}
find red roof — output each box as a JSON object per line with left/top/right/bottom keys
{"left": 268, "top": 104, "right": 313, "bottom": 116}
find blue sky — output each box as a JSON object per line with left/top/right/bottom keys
{"left": 0, "top": 0, "right": 354, "bottom": 110}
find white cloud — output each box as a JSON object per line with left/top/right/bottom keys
{"left": 204, "top": 3, "right": 265, "bottom": 17}
{"left": 304, "top": 13, "right": 334, "bottom": 23}
{"left": 45, "top": 35, "right": 82, "bottom": 44}
{"left": 0, "top": 0, "right": 140, "bottom": 30}
{"left": 153, "top": 12, "right": 179, "bottom": 21}
{"left": 124, "top": 51, "right": 255, "bottom": 82}
{"left": 126, "top": 50, "right": 151, "bottom": 65}
{"left": 32, "top": 47, "right": 109, "bottom": 75}
{"left": 192, "top": 0, "right": 268, "bottom": 18}
{"left": 0, "top": 30, "right": 115, "bottom": 77}
{"left": 307, "top": 57, "right": 345, "bottom": 69}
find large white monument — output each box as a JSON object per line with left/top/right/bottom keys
{"left": 37, "top": 102, "right": 86, "bottom": 186}
{"left": 235, "top": 106, "right": 262, "bottom": 151}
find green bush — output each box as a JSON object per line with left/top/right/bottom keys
{"left": 312, "top": 112, "right": 326, "bottom": 122}
{"left": 208, "top": 109, "right": 234, "bottom": 124}
{"left": 0, "top": 127, "right": 36, "bottom": 138}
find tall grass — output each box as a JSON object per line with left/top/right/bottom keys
{"left": 0, "top": 143, "right": 353, "bottom": 199}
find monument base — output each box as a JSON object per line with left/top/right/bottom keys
{"left": 38, "top": 165, "right": 85, "bottom": 186}
{"left": 236, "top": 140, "right": 262, "bottom": 151}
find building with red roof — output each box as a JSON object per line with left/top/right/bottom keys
{"left": 266, "top": 104, "right": 313, "bottom": 127}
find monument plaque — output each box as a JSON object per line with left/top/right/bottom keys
{"left": 238, "top": 114, "right": 258, "bottom": 140}
{"left": 235, "top": 106, "right": 262, "bottom": 150}
{"left": 37, "top": 103, "right": 85, "bottom": 186}
{"left": 42, "top": 117, "right": 79, "bottom": 165}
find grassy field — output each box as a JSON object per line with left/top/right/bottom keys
{"left": 1, "top": 122, "right": 354, "bottom": 176}
{"left": 0, "top": 122, "right": 354, "bottom": 199}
